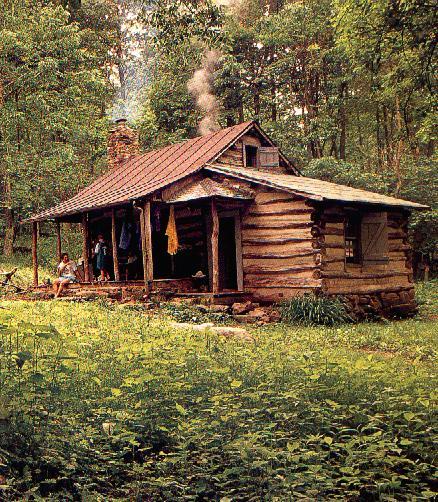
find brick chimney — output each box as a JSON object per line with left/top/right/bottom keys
{"left": 107, "top": 118, "right": 140, "bottom": 169}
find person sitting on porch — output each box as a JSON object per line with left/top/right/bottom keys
{"left": 94, "top": 234, "right": 111, "bottom": 282}
{"left": 53, "top": 253, "right": 78, "bottom": 298}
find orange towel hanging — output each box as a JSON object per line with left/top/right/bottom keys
{"left": 165, "top": 205, "right": 179, "bottom": 255}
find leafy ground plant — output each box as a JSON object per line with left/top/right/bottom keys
{"left": 280, "top": 293, "right": 351, "bottom": 326}
{"left": 161, "top": 301, "right": 232, "bottom": 325}
{"left": 0, "top": 284, "right": 436, "bottom": 500}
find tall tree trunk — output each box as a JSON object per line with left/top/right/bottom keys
{"left": 382, "top": 105, "right": 392, "bottom": 165}
{"left": 3, "top": 176, "right": 14, "bottom": 256}
{"left": 338, "top": 82, "right": 347, "bottom": 160}
{"left": 375, "top": 105, "right": 384, "bottom": 170}
{"left": 268, "top": 0, "right": 280, "bottom": 13}
{"left": 238, "top": 102, "right": 244, "bottom": 123}
{"left": 253, "top": 87, "right": 261, "bottom": 118}
{"left": 356, "top": 107, "right": 364, "bottom": 148}
{"left": 426, "top": 139, "right": 435, "bottom": 157}
{"left": 270, "top": 81, "right": 277, "bottom": 121}
{"left": 330, "top": 137, "right": 338, "bottom": 158}
{"left": 393, "top": 96, "right": 404, "bottom": 195}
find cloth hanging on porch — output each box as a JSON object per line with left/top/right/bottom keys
{"left": 119, "top": 221, "right": 132, "bottom": 251}
{"left": 153, "top": 206, "right": 161, "bottom": 232}
{"left": 165, "top": 205, "right": 179, "bottom": 255}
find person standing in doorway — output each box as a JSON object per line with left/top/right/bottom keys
{"left": 94, "top": 234, "right": 111, "bottom": 281}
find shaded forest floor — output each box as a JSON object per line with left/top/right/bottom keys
{"left": 0, "top": 277, "right": 436, "bottom": 499}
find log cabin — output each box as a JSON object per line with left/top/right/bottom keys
{"left": 28, "top": 119, "right": 428, "bottom": 317}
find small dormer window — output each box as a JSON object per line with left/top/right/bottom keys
{"left": 244, "top": 145, "right": 258, "bottom": 167}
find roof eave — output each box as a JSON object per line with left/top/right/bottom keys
{"left": 206, "top": 165, "right": 429, "bottom": 210}
{"left": 205, "top": 165, "right": 322, "bottom": 201}
{"left": 320, "top": 197, "right": 429, "bottom": 211}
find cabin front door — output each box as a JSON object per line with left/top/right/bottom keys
{"left": 217, "top": 210, "right": 243, "bottom": 292}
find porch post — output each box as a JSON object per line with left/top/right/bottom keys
{"left": 211, "top": 198, "right": 219, "bottom": 294}
{"left": 32, "top": 221, "right": 38, "bottom": 287}
{"left": 111, "top": 209, "right": 120, "bottom": 281}
{"left": 55, "top": 220, "right": 62, "bottom": 261}
{"left": 140, "top": 201, "right": 153, "bottom": 287}
{"left": 82, "top": 212, "right": 91, "bottom": 282}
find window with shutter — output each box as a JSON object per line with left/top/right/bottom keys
{"left": 345, "top": 213, "right": 361, "bottom": 264}
{"left": 361, "top": 212, "right": 389, "bottom": 265}
{"left": 259, "top": 146, "right": 279, "bottom": 168}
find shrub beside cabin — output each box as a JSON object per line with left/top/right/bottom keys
{"left": 29, "top": 120, "right": 428, "bottom": 317}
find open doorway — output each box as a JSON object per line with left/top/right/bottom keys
{"left": 152, "top": 205, "right": 208, "bottom": 280}
{"left": 215, "top": 210, "right": 243, "bottom": 292}
{"left": 219, "top": 216, "right": 238, "bottom": 290}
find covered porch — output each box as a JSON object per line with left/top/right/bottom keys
{"left": 30, "top": 177, "right": 252, "bottom": 301}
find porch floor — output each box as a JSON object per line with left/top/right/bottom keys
{"left": 31, "top": 280, "right": 248, "bottom": 305}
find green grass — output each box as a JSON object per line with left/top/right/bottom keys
{"left": 0, "top": 282, "right": 437, "bottom": 500}
{"left": 0, "top": 231, "right": 83, "bottom": 289}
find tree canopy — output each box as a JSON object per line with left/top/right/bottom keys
{"left": 0, "top": 0, "right": 436, "bottom": 257}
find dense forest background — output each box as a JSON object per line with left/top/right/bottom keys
{"left": 0, "top": 0, "right": 436, "bottom": 262}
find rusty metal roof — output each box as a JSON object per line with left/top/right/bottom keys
{"left": 28, "top": 119, "right": 427, "bottom": 222}
{"left": 206, "top": 165, "right": 429, "bottom": 210}
{"left": 29, "top": 121, "right": 256, "bottom": 221}
{"left": 166, "top": 177, "right": 253, "bottom": 204}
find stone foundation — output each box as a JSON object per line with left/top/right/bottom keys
{"left": 339, "top": 287, "right": 417, "bottom": 320}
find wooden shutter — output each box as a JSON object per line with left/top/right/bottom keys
{"left": 361, "top": 212, "right": 389, "bottom": 265}
{"left": 258, "top": 147, "right": 279, "bottom": 168}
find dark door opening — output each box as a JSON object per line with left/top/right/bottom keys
{"left": 152, "top": 205, "right": 207, "bottom": 279}
{"left": 219, "top": 216, "right": 237, "bottom": 291}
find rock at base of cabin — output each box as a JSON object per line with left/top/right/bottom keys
{"left": 265, "top": 307, "right": 282, "bottom": 323}
{"left": 232, "top": 301, "right": 257, "bottom": 315}
{"left": 233, "top": 314, "right": 258, "bottom": 324}
{"left": 119, "top": 299, "right": 137, "bottom": 307}
{"left": 381, "top": 292, "right": 401, "bottom": 307}
{"left": 208, "top": 304, "right": 231, "bottom": 314}
{"left": 31, "top": 291, "right": 54, "bottom": 300}
{"left": 73, "top": 290, "right": 109, "bottom": 300}
{"left": 233, "top": 306, "right": 279, "bottom": 325}
{"left": 122, "top": 287, "right": 146, "bottom": 301}
{"left": 337, "top": 288, "right": 417, "bottom": 320}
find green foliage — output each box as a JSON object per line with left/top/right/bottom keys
{"left": 137, "top": 42, "right": 201, "bottom": 149}
{"left": 0, "top": 0, "right": 114, "bottom": 244}
{"left": 415, "top": 279, "right": 438, "bottom": 318}
{"left": 161, "top": 301, "right": 232, "bottom": 325}
{"left": 138, "top": 0, "right": 436, "bottom": 256}
{"left": 0, "top": 227, "right": 83, "bottom": 293}
{"left": 0, "top": 290, "right": 436, "bottom": 499}
{"left": 280, "top": 293, "right": 351, "bottom": 326}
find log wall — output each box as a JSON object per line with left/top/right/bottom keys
{"left": 240, "top": 187, "right": 321, "bottom": 303}
{"left": 317, "top": 204, "right": 416, "bottom": 317}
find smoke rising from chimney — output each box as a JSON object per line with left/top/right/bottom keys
{"left": 187, "top": 50, "right": 222, "bottom": 136}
